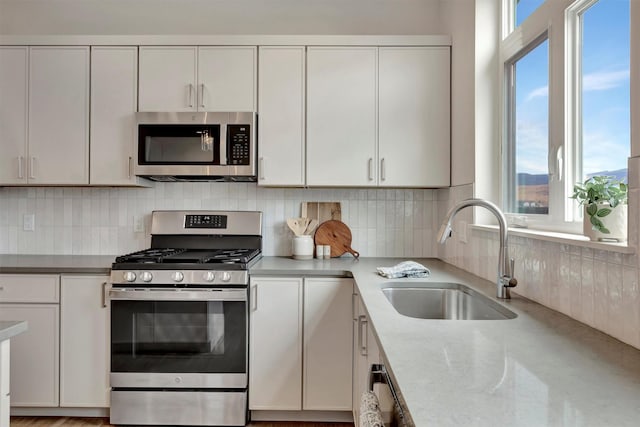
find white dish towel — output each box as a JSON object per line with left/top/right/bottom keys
{"left": 376, "top": 261, "right": 430, "bottom": 279}
{"left": 360, "top": 390, "right": 385, "bottom": 427}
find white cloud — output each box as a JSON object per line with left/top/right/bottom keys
{"left": 583, "top": 69, "right": 629, "bottom": 92}
{"left": 525, "top": 86, "right": 548, "bottom": 102}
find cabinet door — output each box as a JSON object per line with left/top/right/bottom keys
{"left": 249, "top": 277, "right": 303, "bottom": 410}
{"left": 28, "top": 47, "right": 89, "bottom": 185}
{"left": 90, "top": 47, "right": 142, "bottom": 186}
{"left": 378, "top": 47, "right": 451, "bottom": 187}
{"left": 0, "top": 304, "right": 59, "bottom": 407}
{"left": 1, "top": 341, "right": 9, "bottom": 427}
{"left": 139, "top": 47, "right": 197, "bottom": 112}
{"left": 352, "top": 296, "right": 368, "bottom": 424}
{"left": 60, "top": 275, "right": 110, "bottom": 408}
{"left": 257, "top": 46, "right": 305, "bottom": 186}
{"left": 303, "top": 278, "right": 353, "bottom": 410}
{"left": 197, "top": 47, "right": 256, "bottom": 112}
{"left": 307, "top": 47, "right": 377, "bottom": 186}
{"left": 0, "top": 47, "right": 28, "bottom": 185}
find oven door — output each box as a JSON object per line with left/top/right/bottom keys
{"left": 109, "top": 287, "right": 247, "bottom": 389}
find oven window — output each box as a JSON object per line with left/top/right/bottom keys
{"left": 139, "top": 124, "right": 221, "bottom": 165}
{"left": 111, "top": 299, "right": 245, "bottom": 373}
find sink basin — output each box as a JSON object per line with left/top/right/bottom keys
{"left": 381, "top": 282, "right": 517, "bottom": 320}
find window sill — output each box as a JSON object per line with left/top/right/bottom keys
{"left": 471, "top": 224, "right": 636, "bottom": 254}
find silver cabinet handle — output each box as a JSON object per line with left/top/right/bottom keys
{"left": 381, "top": 158, "right": 386, "bottom": 181}
{"left": 29, "top": 157, "right": 35, "bottom": 179}
{"left": 368, "top": 158, "right": 374, "bottom": 181}
{"left": 128, "top": 156, "right": 132, "bottom": 179}
{"left": 358, "top": 314, "right": 368, "bottom": 356}
{"left": 17, "top": 156, "right": 24, "bottom": 179}
{"left": 259, "top": 157, "right": 265, "bottom": 180}
{"left": 188, "top": 83, "right": 194, "bottom": 108}
{"left": 251, "top": 284, "right": 258, "bottom": 311}
{"left": 102, "top": 282, "right": 109, "bottom": 308}
{"left": 352, "top": 292, "right": 357, "bottom": 321}
{"left": 199, "top": 83, "right": 205, "bottom": 108}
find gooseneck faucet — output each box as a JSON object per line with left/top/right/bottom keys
{"left": 437, "top": 198, "right": 517, "bottom": 299}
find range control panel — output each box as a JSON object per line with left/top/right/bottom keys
{"left": 185, "top": 214, "right": 228, "bottom": 229}
{"left": 227, "top": 124, "right": 251, "bottom": 165}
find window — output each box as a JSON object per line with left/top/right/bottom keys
{"left": 502, "top": 0, "right": 630, "bottom": 232}
{"left": 515, "top": 0, "right": 546, "bottom": 27}
{"left": 505, "top": 36, "right": 550, "bottom": 215}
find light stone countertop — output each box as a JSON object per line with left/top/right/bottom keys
{"left": 252, "top": 256, "right": 640, "bottom": 427}
{"left": 0, "top": 320, "right": 28, "bottom": 343}
{"left": 0, "top": 255, "right": 115, "bottom": 274}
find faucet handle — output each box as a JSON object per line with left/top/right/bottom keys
{"left": 506, "top": 258, "right": 517, "bottom": 288}
{"left": 509, "top": 258, "right": 515, "bottom": 276}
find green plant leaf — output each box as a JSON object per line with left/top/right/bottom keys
{"left": 596, "top": 208, "right": 612, "bottom": 217}
{"left": 586, "top": 203, "right": 598, "bottom": 216}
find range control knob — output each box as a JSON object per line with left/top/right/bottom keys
{"left": 171, "top": 272, "right": 184, "bottom": 282}
{"left": 123, "top": 271, "right": 137, "bottom": 282}
{"left": 203, "top": 271, "right": 216, "bottom": 282}
{"left": 220, "top": 272, "right": 231, "bottom": 282}
{"left": 140, "top": 271, "right": 153, "bottom": 283}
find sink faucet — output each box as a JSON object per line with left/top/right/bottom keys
{"left": 437, "top": 198, "right": 517, "bottom": 299}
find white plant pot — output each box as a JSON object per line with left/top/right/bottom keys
{"left": 583, "top": 203, "right": 627, "bottom": 242}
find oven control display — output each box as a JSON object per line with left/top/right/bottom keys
{"left": 185, "top": 214, "right": 227, "bottom": 229}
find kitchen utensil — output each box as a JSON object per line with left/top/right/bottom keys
{"left": 304, "top": 219, "right": 319, "bottom": 235}
{"left": 314, "top": 220, "right": 359, "bottom": 258}
{"left": 301, "top": 202, "right": 342, "bottom": 223}
{"left": 287, "top": 217, "right": 312, "bottom": 236}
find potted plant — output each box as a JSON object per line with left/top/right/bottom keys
{"left": 571, "top": 175, "right": 628, "bottom": 241}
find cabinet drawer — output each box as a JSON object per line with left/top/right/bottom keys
{"left": 0, "top": 275, "right": 59, "bottom": 303}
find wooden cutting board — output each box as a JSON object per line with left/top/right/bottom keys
{"left": 314, "top": 220, "right": 359, "bottom": 258}
{"left": 301, "top": 202, "right": 341, "bottom": 223}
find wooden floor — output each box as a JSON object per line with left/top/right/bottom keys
{"left": 10, "top": 417, "right": 354, "bottom": 427}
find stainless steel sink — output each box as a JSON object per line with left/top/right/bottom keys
{"left": 381, "top": 282, "right": 517, "bottom": 320}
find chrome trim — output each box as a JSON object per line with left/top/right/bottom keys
{"left": 150, "top": 210, "right": 262, "bottom": 236}
{"left": 110, "top": 372, "right": 247, "bottom": 388}
{"left": 110, "top": 390, "right": 246, "bottom": 426}
{"left": 109, "top": 288, "right": 247, "bottom": 302}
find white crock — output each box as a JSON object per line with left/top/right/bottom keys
{"left": 583, "top": 203, "right": 627, "bottom": 242}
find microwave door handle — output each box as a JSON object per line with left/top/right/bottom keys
{"left": 220, "top": 124, "right": 228, "bottom": 165}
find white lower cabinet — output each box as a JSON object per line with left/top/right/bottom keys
{"left": 0, "top": 273, "right": 109, "bottom": 410}
{"left": 352, "top": 295, "right": 393, "bottom": 426}
{"left": 0, "top": 274, "right": 60, "bottom": 407}
{"left": 1, "top": 341, "right": 11, "bottom": 427}
{"left": 249, "top": 276, "right": 353, "bottom": 414}
{"left": 60, "top": 275, "right": 110, "bottom": 408}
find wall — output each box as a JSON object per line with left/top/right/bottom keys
{"left": 0, "top": 184, "right": 439, "bottom": 258}
{"left": 0, "top": 0, "right": 443, "bottom": 35}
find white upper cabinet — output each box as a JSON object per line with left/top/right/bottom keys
{"left": 0, "top": 47, "right": 28, "bottom": 185}
{"left": 378, "top": 47, "right": 450, "bottom": 187}
{"left": 305, "top": 45, "right": 451, "bottom": 188}
{"left": 257, "top": 46, "right": 306, "bottom": 186}
{"left": 28, "top": 47, "right": 90, "bottom": 185}
{"left": 306, "top": 47, "right": 378, "bottom": 186}
{"left": 90, "top": 47, "right": 147, "bottom": 186}
{"left": 138, "top": 47, "right": 198, "bottom": 112}
{"left": 139, "top": 46, "right": 256, "bottom": 112}
{"left": 198, "top": 46, "right": 256, "bottom": 112}
{"left": 0, "top": 47, "right": 89, "bottom": 185}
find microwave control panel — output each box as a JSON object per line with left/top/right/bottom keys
{"left": 227, "top": 125, "right": 251, "bottom": 165}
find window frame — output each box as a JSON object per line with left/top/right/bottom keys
{"left": 501, "top": 0, "right": 629, "bottom": 235}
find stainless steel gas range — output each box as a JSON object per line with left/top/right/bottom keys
{"left": 108, "top": 210, "right": 262, "bottom": 426}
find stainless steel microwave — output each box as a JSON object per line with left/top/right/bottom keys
{"left": 134, "top": 112, "right": 257, "bottom": 181}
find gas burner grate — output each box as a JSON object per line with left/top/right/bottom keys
{"left": 115, "top": 248, "right": 188, "bottom": 264}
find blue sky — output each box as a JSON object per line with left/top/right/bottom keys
{"left": 515, "top": 0, "right": 630, "bottom": 179}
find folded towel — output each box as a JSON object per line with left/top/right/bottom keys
{"left": 360, "top": 391, "right": 385, "bottom": 427}
{"left": 376, "top": 261, "right": 430, "bottom": 279}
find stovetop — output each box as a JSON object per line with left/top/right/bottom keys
{"left": 112, "top": 248, "right": 261, "bottom": 271}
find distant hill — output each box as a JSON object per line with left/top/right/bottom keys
{"left": 517, "top": 168, "right": 628, "bottom": 186}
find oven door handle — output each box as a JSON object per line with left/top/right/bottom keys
{"left": 108, "top": 289, "right": 247, "bottom": 302}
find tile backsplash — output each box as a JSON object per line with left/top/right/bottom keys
{"left": 0, "top": 183, "right": 438, "bottom": 257}
{"left": 437, "top": 183, "right": 640, "bottom": 351}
